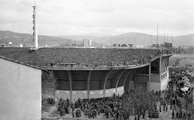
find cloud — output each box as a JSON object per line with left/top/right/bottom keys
{"left": 0, "top": 0, "right": 193, "bottom": 36}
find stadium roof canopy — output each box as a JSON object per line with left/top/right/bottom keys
{"left": 0, "top": 47, "right": 158, "bottom": 69}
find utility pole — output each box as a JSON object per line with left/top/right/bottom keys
{"left": 164, "top": 25, "right": 165, "bottom": 43}
{"left": 172, "top": 32, "right": 173, "bottom": 45}
{"left": 157, "top": 24, "right": 159, "bottom": 50}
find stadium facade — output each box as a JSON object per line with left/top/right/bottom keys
{"left": 0, "top": 47, "right": 171, "bottom": 102}
{"left": 0, "top": 2, "right": 172, "bottom": 119}
{"left": 43, "top": 53, "right": 171, "bottom": 102}
{"left": 0, "top": 47, "right": 171, "bottom": 120}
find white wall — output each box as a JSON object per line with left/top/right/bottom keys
{"left": 149, "top": 56, "right": 170, "bottom": 92}
{"left": 89, "top": 90, "right": 103, "bottom": 99}
{"left": 160, "top": 69, "right": 169, "bottom": 91}
{"left": 149, "top": 82, "right": 161, "bottom": 91}
{"left": 55, "top": 90, "right": 70, "bottom": 100}
{"left": 149, "top": 72, "right": 169, "bottom": 91}
{"left": 0, "top": 58, "right": 41, "bottom": 120}
{"left": 55, "top": 86, "right": 124, "bottom": 101}
{"left": 105, "top": 86, "right": 124, "bottom": 97}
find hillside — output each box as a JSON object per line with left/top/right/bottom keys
{"left": 169, "top": 54, "right": 194, "bottom": 67}
{"left": 0, "top": 31, "right": 80, "bottom": 47}
{"left": 173, "top": 34, "right": 194, "bottom": 47}
{"left": 0, "top": 31, "right": 193, "bottom": 47}
{"left": 63, "top": 32, "right": 194, "bottom": 47}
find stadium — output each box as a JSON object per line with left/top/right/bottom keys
{"left": 0, "top": 3, "right": 173, "bottom": 120}
{"left": 0, "top": 47, "right": 171, "bottom": 98}
{"left": 0, "top": 46, "right": 172, "bottom": 119}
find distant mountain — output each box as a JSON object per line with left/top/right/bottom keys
{"left": 59, "top": 35, "right": 101, "bottom": 41}
{"left": 58, "top": 35, "right": 105, "bottom": 47}
{"left": 173, "top": 34, "right": 194, "bottom": 47}
{"left": 0, "top": 31, "right": 80, "bottom": 47}
{"left": 97, "top": 32, "right": 154, "bottom": 47}
{"left": 0, "top": 31, "right": 193, "bottom": 48}
{"left": 64, "top": 32, "right": 194, "bottom": 47}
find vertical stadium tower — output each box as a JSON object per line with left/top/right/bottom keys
{"left": 32, "top": 0, "right": 38, "bottom": 50}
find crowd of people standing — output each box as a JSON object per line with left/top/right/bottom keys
{"left": 56, "top": 90, "right": 161, "bottom": 120}
{"left": 42, "top": 66, "right": 194, "bottom": 120}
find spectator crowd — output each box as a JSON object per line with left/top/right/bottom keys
{"left": 42, "top": 66, "right": 194, "bottom": 120}
{"left": 0, "top": 47, "right": 159, "bottom": 68}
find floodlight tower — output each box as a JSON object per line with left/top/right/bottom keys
{"left": 32, "top": 1, "right": 38, "bottom": 49}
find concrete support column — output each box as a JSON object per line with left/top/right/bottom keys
{"left": 87, "top": 71, "right": 92, "bottom": 99}
{"left": 128, "top": 72, "right": 136, "bottom": 92}
{"left": 159, "top": 57, "right": 162, "bottom": 81}
{"left": 67, "top": 71, "right": 72, "bottom": 103}
{"left": 115, "top": 70, "right": 127, "bottom": 95}
{"left": 123, "top": 70, "right": 136, "bottom": 92}
{"left": 159, "top": 57, "right": 162, "bottom": 91}
{"left": 134, "top": 70, "right": 137, "bottom": 90}
{"left": 148, "top": 63, "right": 151, "bottom": 91}
{"left": 123, "top": 70, "right": 132, "bottom": 92}
{"left": 103, "top": 71, "right": 111, "bottom": 97}
{"left": 49, "top": 70, "right": 56, "bottom": 97}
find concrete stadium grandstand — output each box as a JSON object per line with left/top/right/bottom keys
{"left": 0, "top": 47, "right": 171, "bottom": 101}
{"left": 0, "top": 3, "right": 174, "bottom": 120}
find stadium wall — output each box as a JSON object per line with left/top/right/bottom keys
{"left": 42, "top": 55, "right": 171, "bottom": 100}
{"left": 160, "top": 56, "right": 170, "bottom": 90}
{"left": 149, "top": 82, "right": 161, "bottom": 91}
{"left": 42, "top": 71, "right": 56, "bottom": 97}
{"left": 149, "top": 55, "right": 171, "bottom": 91}
{"left": 0, "top": 57, "right": 41, "bottom": 120}
{"left": 149, "top": 74, "right": 161, "bottom": 91}
{"left": 55, "top": 87, "right": 124, "bottom": 101}
{"left": 135, "top": 73, "right": 149, "bottom": 91}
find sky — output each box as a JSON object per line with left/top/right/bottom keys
{"left": 0, "top": 0, "right": 194, "bottom": 36}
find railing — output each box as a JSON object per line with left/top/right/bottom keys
{"left": 41, "top": 64, "right": 150, "bottom": 70}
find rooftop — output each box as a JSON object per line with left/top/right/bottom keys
{"left": 0, "top": 47, "right": 161, "bottom": 70}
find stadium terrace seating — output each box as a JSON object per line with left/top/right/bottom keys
{"left": 0, "top": 47, "right": 158, "bottom": 68}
